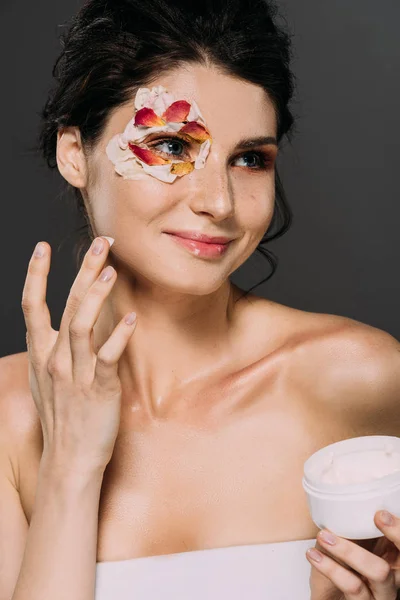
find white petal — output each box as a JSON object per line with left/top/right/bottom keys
{"left": 140, "top": 162, "right": 178, "bottom": 183}
{"left": 153, "top": 91, "right": 175, "bottom": 116}
{"left": 106, "top": 135, "right": 132, "bottom": 164}
{"left": 122, "top": 116, "right": 145, "bottom": 143}
{"left": 188, "top": 99, "right": 205, "bottom": 123}
{"left": 113, "top": 154, "right": 178, "bottom": 184}
{"left": 134, "top": 87, "right": 151, "bottom": 110}
{"left": 114, "top": 159, "right": 148, "bottom": 180}
{"left": 194, "top": 139, "right": 211, "bottom": 169}
{"left": 117, "top": 133, "right": 129, "bottom": 150}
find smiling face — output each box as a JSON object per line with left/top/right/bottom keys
{"left": 82, "top": 63, "right": 278, "bottom": 295}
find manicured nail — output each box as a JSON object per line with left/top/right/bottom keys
{"left": 307, "top": 548, "right": 323, "bottom": 562}
{"left": 92, "top": 238, "right": 105, "bottom": 255}
{"left": 102, "top": 236, "right": 115, "bottom": 247}
{"left": 124, "top": 312, "right": 137, "bottom": 325}
{"left": 379, "top": 510, "right": 394, "bottom": 526}
{"left": 34, "top": 242, "right": 45, "bottom": 258}
{"left": 318, "top": 530, "right": 336, "bottom": 545}
{"left": 99, "top": 266, "right": 114, "bottom": 282}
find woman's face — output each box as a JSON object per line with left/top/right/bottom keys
{"left": 83, "top": 64, "right": 278, "bottom": 295}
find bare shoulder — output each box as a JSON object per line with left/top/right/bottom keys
{"left": 0, "top": 352, "right": 40, "bottom": 486}
{"left": 245, "top": 294, "right": 400, "bottom": 425}
{"left": 262, "top": 301, "right": 400, "bottom": 432}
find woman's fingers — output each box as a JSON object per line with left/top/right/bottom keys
{"left": 307, "top": 543, "right": 373, "bottom": 599}
{"left": 21, "top": 242, "right": 53, "bottom": 362}
{"left": 69, "top": 265, "right": 117, "bottom": 381}
{"left": 55, "top": 237, "right": 113, "bottom": 358}
{"left": 308, "top": 527, "right": 396, "bottom": 599}
{"left": 374, "top": 511, "right": 400, "bottom": 587}
{"left": 93, "top": 312, "right": 137, "bottom": 389}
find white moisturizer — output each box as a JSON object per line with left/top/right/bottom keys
{"left": 319, "top": 443, "right": 400, "bottom": 485}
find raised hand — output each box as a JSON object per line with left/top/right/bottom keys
{"left": 21, "top": 237, "right": 137, "bottom": 477}
{"left": 308, "top": 510, "right": 400, "bottom": 599}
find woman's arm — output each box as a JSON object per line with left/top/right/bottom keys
{"left": 11, "top": 461, "right": 103, "bottom": 600}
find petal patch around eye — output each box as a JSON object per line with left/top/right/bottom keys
{"left": 106, "top": 84, "right": 212, "bottom": 184}
{"left": 128, "top": 143, "right": 171, "bottom": 166}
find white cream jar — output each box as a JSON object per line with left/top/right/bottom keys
{"left": 302, "top": 435, "right": 400, "bottom": 539}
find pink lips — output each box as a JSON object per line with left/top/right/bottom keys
{"left": 164, "top": 230, "right": 233, "bottom": 244}
{"left": 165, "top": 233, "right": 231, "bottom": 258}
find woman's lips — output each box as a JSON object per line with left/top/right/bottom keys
{"left": 165, "top": 233, "right": 231, "bottom": 258}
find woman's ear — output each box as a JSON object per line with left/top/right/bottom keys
{"left": 56, "top": 126, "right": 89, "bottom": 188}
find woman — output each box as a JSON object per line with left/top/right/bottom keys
{"left": 1, "top": 0, "right": 400, "bottom": 598}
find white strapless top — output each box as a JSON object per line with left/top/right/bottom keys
{"left": 95, "top": 538, "right": 316, "bottom": 599}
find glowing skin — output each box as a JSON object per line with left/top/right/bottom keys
{"left": 106, "top": 85, "right": 212, "bottom": 183}
{"left": 55, "top": 64, "right": 279, "bottom": 422}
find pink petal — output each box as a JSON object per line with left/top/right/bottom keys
{"left": 128, "top": 143, "right": 171, "bottom": 166}
{"left": 134, "top": 107, "right": 166, "bottom": 127}
{"left": 179, "top": 121, "right": 212, "bottom": 143}
{"left": 162, "top": 100, "right": 191, "bottom": 123}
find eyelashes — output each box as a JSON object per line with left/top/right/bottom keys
{"left": 146, "top": 135, "right": 275, "bottom": 171}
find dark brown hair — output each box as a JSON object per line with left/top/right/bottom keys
{"left": 37, "top": 0, "right": 297, "bottom": 297}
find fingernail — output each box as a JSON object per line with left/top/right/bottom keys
{"left": 318, "top": 530, "right": 336, "bottom": 545}
{"left": 92, "top": 238, "right": 105, "bottom": 255}
{"left": 99, "top": 266, "right": 114, "bottom": 282}
{"left": 124, "top": 312, "right": 137, "bottom": 325}
{"left": 379, "top": 510, "right": 394, "bottom": 526}
{"left": 102, "top": 236, "right": 115, "bottom": 247}
{"left": 34, "top": 242, "right": 45, "bottom": 258}
{"left": 307, "top": 548, "right": 323, "bottom": 562}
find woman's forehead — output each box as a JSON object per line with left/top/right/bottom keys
{"left": 107, "top": 65, "right": 276, "bottom": 143}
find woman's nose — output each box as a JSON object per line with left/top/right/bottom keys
{"left": 189, "top": 162, "right": 235, "bottom": 221}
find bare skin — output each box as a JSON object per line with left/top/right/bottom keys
{"left": 4, "top": 301, "right": 400, "bottom": 564}
{"left": 2, "top": 63, "right": 400, "bottom": 571}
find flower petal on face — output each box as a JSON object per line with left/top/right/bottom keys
{"left": 152, "top": 90, "right": 176, "bottom": 116}
{"left": 121, "top": 115, "right": 146, "bottom": 145}
{"left": 194, "top": 139, "right": 211, "bottom": 169}
{"left": 128, "top": 143, "right": 171, "bottom": 166}
{"left": 136, "top": 86, "right": 175, "bottom": 116}
{"left": 162, "top": 100, "right": 191, "bottom": 123}
{"left": 187, "top": 99, "right": 205, "bottom": 123}
{"left": 134, "top": 88, "right": 152, "bottom": 110}
{"left": 170, "top": 161, "right": 194, "bottom": 176}
{"left": 179, "top": 121, "right": 212, "bottom": 143}
{"left": 124, "top": 122, "right": 182, "bottom": 146}
{"left": 114, "top": 158, "right": 149, "bottom": 180}
{"left": 106, "top": 134, "right": 132, "bottom": 164}
{"left": 140, "top": 161, "right": 178, "bottom": 183}
{"left": 134, "top": 107, "right": 166, "bottom": 127}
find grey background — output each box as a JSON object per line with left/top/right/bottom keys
{"left": 1, "top": 0, "right": 399, "bottom": 359}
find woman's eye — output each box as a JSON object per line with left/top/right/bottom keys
{"left": 234, "top": 152, "right": 272, "bottom": 170}
{"left": 149, "top": 138, "right": 190, "bottom": 159}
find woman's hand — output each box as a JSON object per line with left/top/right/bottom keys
{"left": 307, "top": 510, "right": 400, "bottom": 599}
{"left": 21, "top": 237, "right": 137, "bottom": 477}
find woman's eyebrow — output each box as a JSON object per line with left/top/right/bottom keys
{"left": 235, "top": 136, "right": 278, "bottom": 149}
